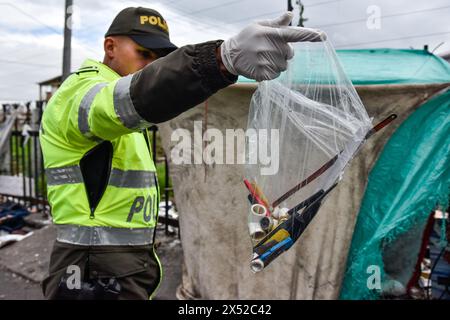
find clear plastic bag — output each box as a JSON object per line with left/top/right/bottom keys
{"left": 244, "top": 40, "right": 373, "bottom": 272}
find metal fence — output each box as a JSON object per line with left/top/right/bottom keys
{"left": 0, "top": 101, "right": 178, "bottom": 235}
{"left": 0, "top": 102, "right": 47, "bottom": 213}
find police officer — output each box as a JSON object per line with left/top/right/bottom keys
{"left": 40, "top": 7, "right": 324, "bottom": 299}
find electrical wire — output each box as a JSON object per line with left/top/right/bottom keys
{"left": 0, "top": 2, "right": 62, "bottom": 35}
{"left": 2, "top": 0, "right": 450, "bottom": 98}
{"left": 0, "top": 59, "right": 58, "bottom": 68}
{"left": 311, "top": 5, "right": 450, "bottom": 29}
{"left": 335, "top": 31, "right": 450, "bottom": 48}
{"left": 189, "top": 0, "right": 245, "bottom": 15}
{"left": 229, "top": 0, "right": 342, "bottom": 24}
{"left": 0, "top": 2, "right": 98, "bottom": 55}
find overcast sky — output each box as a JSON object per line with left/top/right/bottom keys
{"left": 0, "top": 0, "right": 449, "bottom": 101}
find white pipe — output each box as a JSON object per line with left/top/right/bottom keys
{"left": 248, "top": 204, "right": 267, "bottom": 241}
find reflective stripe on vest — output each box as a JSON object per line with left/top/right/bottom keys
{"left": 108, "top": 168, "right": 157, "bottom": 188}
{"left": 77, "top": 77, "right": 152, "bottom": 141}
{"left": 78, "top": 82, "right": 107, "bottom": 141}
{"left": 114, "top": 75, "right": 152, "bottom": 130}
{"left": 46, "top": 165, "right": 157, "bottom": 188}
{"left": 45, "top": 165, "right": 83, "bottom": 185}
{"left": 56, "top": 224, "right": 154, "bottom": 246}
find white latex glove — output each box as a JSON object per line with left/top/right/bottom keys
{"left": 220, "top": 12, "right": 326, "bottom": 81}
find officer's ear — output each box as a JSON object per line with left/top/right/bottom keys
{"left": 104, "top": 37, "right": 116, "bottom": 59}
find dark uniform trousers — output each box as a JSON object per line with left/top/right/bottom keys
{"left": 42, "top": 241, "right": 161, "bottom": 300}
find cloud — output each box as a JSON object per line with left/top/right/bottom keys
{"left": 0, "top": 0, "right": 242, "bottom": 101}
{"left": 0, "top": 0, "right": 449, "bottom": 101}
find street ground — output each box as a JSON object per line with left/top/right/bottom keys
{"left": 0, "top": 216, "right": 183, "bottom": 300}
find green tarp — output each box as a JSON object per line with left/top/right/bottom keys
{"left": 340, "top": 89, "right": 450, "bottom": 299}
{"left": 238, "top": 48, "right": 450, "bottom": 85}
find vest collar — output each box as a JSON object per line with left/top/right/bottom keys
{"left": 79, "top": 59, "right": 121, "bottom": 81}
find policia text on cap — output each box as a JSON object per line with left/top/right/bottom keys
{"left": 39, "top": 7, "right": 325, "bottom": 300}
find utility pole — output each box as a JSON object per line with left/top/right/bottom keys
{"left": 62, "top": 0, "right": 73, "bottom": 81}
{"left": 287, "top": 0, "right": 294, "bottom": 26}
{"left": 297, "top": 1, "right": 308, "bottom": 27}
{"left": 287, "top": 0, "right": 294, "bottom": 12}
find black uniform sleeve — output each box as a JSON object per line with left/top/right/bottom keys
{"left": 130, "top": 40, "right": 238, "bottom": 123}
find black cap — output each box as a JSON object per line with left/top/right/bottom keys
{"left": 105, "top": 7, "right": 177, "bottom": 53}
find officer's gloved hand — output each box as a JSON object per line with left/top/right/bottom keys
{"left": 220, "top": 12, "right": 326, "bottom": 81}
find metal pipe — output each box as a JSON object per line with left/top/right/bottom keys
{"left": 248, "top": 204, "right": 268, "bottom": 241}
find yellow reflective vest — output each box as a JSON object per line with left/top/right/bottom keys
{"left": 40, "top": 59, "right": 160, "bottom": 235}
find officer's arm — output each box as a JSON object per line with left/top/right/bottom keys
{"left": 84, "top": 40, "right": 236, "bottom": 141}
{"left": 129, "top": 40, "right": 237, "bottom": 123}
{"left": 84, "top": 14, "right": 324, "bottom": 141}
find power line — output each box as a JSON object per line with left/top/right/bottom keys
{"left": 0, "top": 58, "right": 58, "bottom": 68}
{"left": 162, "top": 0, "right": 183, "bottom": 4}
{"left": 0, "top": 3, "right": 63, "bottom": 58}
{"left": 228, "top": 9, "right": 282, "bottom": 24}
{"left": 189, "top": 0, "right": 245, "bottom": 15}
{"left": 156, "top": 6, "right": 227, "bottom": 31}
{"left": 228, "top": 0, "right": 343, "bottom": 24}
{"left": 165, "top": 0, "right": 341, "bottom": 26}
{"left": 0, "top": 82, "right": 38, "bottom": 87}
{"left": 0, "top": 2, "right": 62, "bottom": 35}
{"left": 122, "top": 0, "right": 236, "bottom": 39}
{"left": 83, "top": 0, "right": 340, "bottom": 42}
{"left": 311, "top": 5, "right": 450, "bottom": 29}
{"left": 0, "top": 53, "right": 62, "bottom": 80}
{"left": 168, "top": 0, "right": 345, "bottom": 39}
{"left": 0, "top": 42, "right": 98, "bottom": 80}
{"left": 94, "top": 0, "right": 224, "bottom": 34}
{"left": 81, "top": 0, "right": 335, "bottom": 34}
{"left": 335, "top": 31, "right": 450, "bottom": 48}
{"left": 0, "top": 2, "right": 98, "bottom": 55}
{"left": 303, "top": 0, "right": 343, "bottom": 8}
